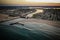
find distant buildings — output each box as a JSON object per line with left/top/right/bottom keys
{"left": 33, "top": 9, "right": 60, "bottom": 21}
{"left": 0, "top": 8, "right": 60, "bottom": 21}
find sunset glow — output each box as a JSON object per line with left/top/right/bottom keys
{"left": 26, "top": 0, "right": 41, "bottom": 2}
{"left": 0, "top": 0, "right": 60, "bottom": 6}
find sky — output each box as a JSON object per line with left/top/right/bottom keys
{"left": 0, "top": 0, "right": 60, "bottom": 6}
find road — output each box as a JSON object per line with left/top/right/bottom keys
{"left": 0, "top": 18, "right": 60, "bottom": 40}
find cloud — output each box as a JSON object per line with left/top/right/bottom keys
{"left": 26, "top": 0, "right": 60, "bottom": 3}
